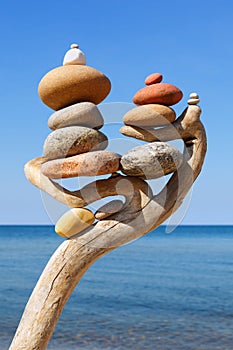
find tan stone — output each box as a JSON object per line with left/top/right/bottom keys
{"left": 38, "top": 65, "right": 111, "bottom": 110}
{"left": 55, "top": 208, "right": 95, "bottom": 238}
{"left": 188, "top": 98, "right": 200, "bottom": 105}
{"left": 123, "top": 104, "right": 176, "bottom": 127}
{"left": 41, "top": 150, "right": 120, "bottom": 178}
{"left": 95, "top": 200, "right": 124, "bottom": 220}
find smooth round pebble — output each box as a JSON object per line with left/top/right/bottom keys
{"left": 43, "top": 126, "right": 108, "bottom": 159}
{"left": 95, "top": 200, "right": 124, "bottom": 220}
{"left": 133, "top": 83, "right": 183, "bottom": 106}
{"left": 55, "top": 208, "right": 95, "bottom": 238}
{"left": 123, "top": 104, "right": 176, "bottom": 127}
{"left": 145, "top": 73, "right": 163, "bottom": 85}
{"left": 38, "top": 65, "right": 111, "bottom": 110}
{"left": 48, "top": 102, "right": 104, "bottom": 130}
{"left": 41, "top": 150, "right": 121, "bottom": 178}
{"left": 189, "top": 92, "right": 199, "bottom": 99}
{"left": 120, "top": 142, "right": 183, "bottom": 179}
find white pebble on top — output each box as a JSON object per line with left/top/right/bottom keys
{"left": 63, "top": 43, "right": 86, "bottom": 65}
{"left": 189, "top": 92, "right": 199, "bottom": 99}
{"left": 188, "top": 92, "right": 200, "bottom": 105}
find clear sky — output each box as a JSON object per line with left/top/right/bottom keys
{"left": 0, "top": 0, "right": 232, "bottom": 225}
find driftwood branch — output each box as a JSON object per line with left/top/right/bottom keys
{"left": 10, "top": 104, "right": 206, "bottom": 350}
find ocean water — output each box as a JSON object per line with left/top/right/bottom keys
{"left": 0, "top": 225, "right": 233, "bottom": 350}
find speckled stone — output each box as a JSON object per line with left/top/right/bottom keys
{"left": 95, "top": 200, "right": 124, "bottom": 220}
{"left": 55, "top": 208, "right": 95, "bottom": 238}
{"left": 41, "top": 150, "right": 121, "bottom": 179}
{"left": 123, "top": 104, "right": 176, "bottom": 127}
{"left": 120, "top": 142, "right": 183, "bottom": 179}
{"left": 133, "top": 83, "right": 183, "bottom": 106}
{"left": 48, "top": 102, "right": 104, "bottom": 130}
{"left": 43, "top": 126, "right": 108, "bottom": 159}
{"left": 38, "top": 65, "right": 111, "bottom": 110}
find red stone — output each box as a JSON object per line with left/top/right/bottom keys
{"left": 145, "top": 73, "right": 163, "bottom": 85}
{"left": 133, "top": 83, "right": 183, "bottom": 106}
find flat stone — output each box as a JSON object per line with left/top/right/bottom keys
{"left": 120, "top": 142, "right": 183, "bottom": 179}
{"left": 145, "top": 73, "right": 163, "bottom": 85}
{"left": 41, "top": 150, "right": 121, "bottom": 178}
{"left": 48, "top": 102, "right": 104, "bottom": 130}
{"left": 38, "top": 65, "right": 111, "bottom": 110}
{"left": 55, "top": 208, "right": 95, "bottom": 238}
{"left": 43, "top": 126, "right": 108, "bottom": 159}
{"left": 95, "top": 200, "right": 124, "bottom": 220}
{"left": 188, "top": 98, "right": 200, "bottom": 105}
{"left": 123, "top": 104, "right": 176, "bottom": 127}
{"left": 133, "top": 83, "right": 183, "bottom": 106}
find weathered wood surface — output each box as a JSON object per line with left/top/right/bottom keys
{"left": 10, "top": 104, "right": 207, "bottom": 350}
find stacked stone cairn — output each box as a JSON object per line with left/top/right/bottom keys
{"left": 120, "top": 73, "right": 199, "bottom": 179}
{"left": 39, "top": 44, "right": 120, "bottom": 238}
{"left": 37, "top": 45, "right": 197, "bottom": 239}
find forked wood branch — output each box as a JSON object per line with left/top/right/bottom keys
{"left": 10, "top": 105, "right": 207, "bottom": 350}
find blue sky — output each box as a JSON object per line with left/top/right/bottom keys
{"left": 0, "top": 0, "right": 232, "bottom": 224}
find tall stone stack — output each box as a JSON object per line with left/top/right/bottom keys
{"left": 36, "top": 46, "right": 189, "bottom": 239}
{"left": 120, "top": 73, "right": 199, "bottom": 179}
{"left": 38, "top": 44, "right": 120, "bottom": 238}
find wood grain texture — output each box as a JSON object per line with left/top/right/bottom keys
{"left": 10, "top": 104, "right": 207, "bottom": 350}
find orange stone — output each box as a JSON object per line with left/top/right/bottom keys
{"left": 133, "top": 83, "right": 183, "bottom": 106}
{"left": 145, "top": 73, "right": 163, "bottom": 85}
{"left": 41, "top": 150, "right": 120, "bottom": 179}
{"left": 38, "top": 65, "right": 111, "bottom": 110}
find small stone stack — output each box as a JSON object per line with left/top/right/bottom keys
{"left": 120, "top": 72, "right": 185, "bottom": 179}
{"left": 38, "top": 44, "right": 121, "bottom": 238}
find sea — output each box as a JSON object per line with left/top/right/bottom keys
{"left": 0, "top": 225, "right": 233, "bottom": 350}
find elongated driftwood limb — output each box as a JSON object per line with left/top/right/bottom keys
{"left": 10, "top": 104, "right": 206, "bottom": 350}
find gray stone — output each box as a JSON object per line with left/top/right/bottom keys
{"left": 48, "top": 102, "right": 104, "bottom": 130}
{"left": 120, "top": 142, "right": 183, "bottom": 179}
{"left": 43, "top": 126, "right": 108, "bottom": 159}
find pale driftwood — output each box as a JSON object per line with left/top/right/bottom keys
{"left": 10, "top": 104, "right": 206, "bottom": 350}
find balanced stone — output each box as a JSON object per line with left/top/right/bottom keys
{"left": 188, "top": 98, "right": 200, "bottom": 105}
{"left": 95, "top": 200, "right": 124, "bottom": 220}
{"left": 145, "top": 73, "right": 163, "bottom": 85}
{"left": 41, "top": 150, "right": 120, "bottom": 178}
{"left": 55, "top": 208, "right": 95, "bottom": 238}
{"left": 123, "top": 104, "right": 176, "bottom": 127}
{"left": 133, "top": 83, "right": 183, "bottom": 106}
{"left": 187, "top": 92, "right": 200, "bottom": 105}
{"left": 48, "top": 102, "right": 104, "bottom": 130}
{"left": 38, "top": 65, "right": 111, "bottom": 110}
{"left": 43, "top": 126, "right": 108, "bottom": 159}
{"left": 63, "top": 44, "right": 86, "bottom": 66}
{"left": 120, "top": 142, "right": 183, "bottom": 179}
